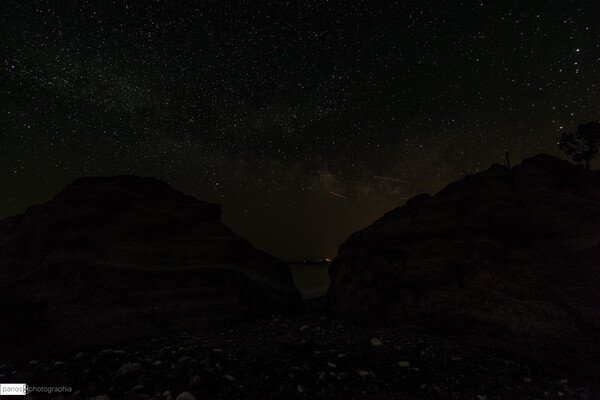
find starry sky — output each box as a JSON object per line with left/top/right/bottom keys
{"left": 2, "top": 0, "right": 599, "bottom": 260}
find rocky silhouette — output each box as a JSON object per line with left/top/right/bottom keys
{"left": 1, "top": 163, "right": 599, "bottom": 399}
{"left": 327, "top": 154, "right": 600, "bottom": 381}
{"left": 0, "top": 176, "right": 303, "bottom": 361}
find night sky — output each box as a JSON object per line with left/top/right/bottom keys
{"left": 2, "top": 1, "right": 599, "bottom": 260}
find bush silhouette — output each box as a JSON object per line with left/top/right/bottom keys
{"left": 558, "top": 120, "right": 600, "bottom": 171}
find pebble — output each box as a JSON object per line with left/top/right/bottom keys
{"left": 117, "top": 362, "right": 141, "bottom": 376}
{"left": 398, "top": 361, "right": 411, "bottom": 367}
{"left": 357, "top": 370, "right": 372, "bottom": 378}
{"left": 297, "top": 384, "right": 306, "bottom": 393}
{"left": 189, "top": 375, "right": 202, "bottom": 387}
{"left": 370, "top": 338, "right": 383, "bottom": 347}
{"left": 300, "top": 324, "right": 310, "bottom": 331}
{"left": 175, "top": 392, "right": 196, "bottom": 400}
{"left": 328, "top": 362, "right": 336, "bottom": 369}
{"left": 223, "top": 374, "right": 235, "bottom": 382}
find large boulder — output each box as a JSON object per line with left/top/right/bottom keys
{"left": 327, "top": 154, "right": 600, "bottom": 375}
{"left": 0, "top": 176, "right": 303, "bottom": 361}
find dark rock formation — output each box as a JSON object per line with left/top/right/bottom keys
{"left": 327, "top": 154, "right": 600, "bottom": 379}
{"left": 0, "top": 176, "right": 303, "bottom": 361}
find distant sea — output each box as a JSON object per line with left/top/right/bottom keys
{"left": 288, "top": 262, "right": 331, "bottom": 299}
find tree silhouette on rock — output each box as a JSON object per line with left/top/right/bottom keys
{"left": 559, "top": 120, "right": 600, "bottom": 171}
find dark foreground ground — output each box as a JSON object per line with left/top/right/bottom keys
{"left": 2, "top": 298, "right": 596, "bottom": 400}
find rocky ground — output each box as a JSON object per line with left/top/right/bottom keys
{"left": 2, "top": 299, "right": 596, "bottom": 400}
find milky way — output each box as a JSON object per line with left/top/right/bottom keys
{"left": 2, "top": 0, "right": 599, "bottom": 259}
